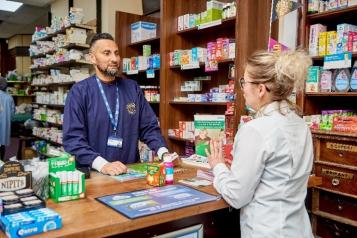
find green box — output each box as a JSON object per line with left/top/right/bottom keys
{"left": 49, "top": 170, "right": 85, "bottom": 203}
{"left": 206, "top": 9, "right": 222, "bottom": 22}
{"left": 48, "top": 153, "right": 85, "bottom": 203}
{"left": 48, "top": 153, "right": 76, "bottom": 173}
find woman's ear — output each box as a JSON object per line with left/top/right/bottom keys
{"left": 258, "top": 84, "right": 266, "bottom": 98}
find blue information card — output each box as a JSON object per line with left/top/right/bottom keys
{"left": 96, "top": 184, "right": 220, "bottom": 219}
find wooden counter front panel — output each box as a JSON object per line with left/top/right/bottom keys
{"left": 316, "top": 216, "right": 357, "bottom": 238}
{"left": 315, "top": 164, "right": 357, "bottom": 196}
{"left": 318, "top": 190, "right": 357, "bottom": 221}
{"left": 317, "top": 138, "right": 357, "bottom": 167}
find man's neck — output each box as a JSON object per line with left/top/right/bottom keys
{"left": 96, "top": 71, "right": 116, "bottom": 83}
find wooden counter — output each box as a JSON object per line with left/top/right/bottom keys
{"left": 0, "top": 168, "right": 230, "bottom": 238}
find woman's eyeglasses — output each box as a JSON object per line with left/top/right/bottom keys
{"left": 239, "top": 77, "right": 270, "bottom": 92}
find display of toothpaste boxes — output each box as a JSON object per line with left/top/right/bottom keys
{"left": 48, "top": 153, "right": 85, "bottom": 203}
{"left": 131, "top": 21, "right": 157, "bottom": 43}
{"left": 0, "top": 208, "right": 62, "bottom": 238}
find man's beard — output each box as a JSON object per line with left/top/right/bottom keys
{"left": 97, "top": 64, "right": 119, "bottom": 77}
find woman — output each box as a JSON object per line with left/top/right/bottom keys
{"left": 207, "top": 50, "right": 314, "bottom": 238}
{"left": 0, "top": 77, "right": 15, "bottom": 161}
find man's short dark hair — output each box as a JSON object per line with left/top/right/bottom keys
{"left": 89, "top": 33, "right": 114, "bottom": 49}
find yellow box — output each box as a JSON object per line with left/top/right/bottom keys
{"left": 318, "top": 32, "right": 327, "bottom": 56}
{"left": 326, "top": 31, "right": 337, "bottom": 55}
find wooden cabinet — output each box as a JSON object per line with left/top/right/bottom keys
{"left": 299, "top": 1, "right": 357, "bottom": 235}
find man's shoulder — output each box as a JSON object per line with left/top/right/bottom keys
{"left": 71, "top": 75, "right": 95, "bottom": 91}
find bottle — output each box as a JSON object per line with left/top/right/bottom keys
{"left": 164, "top": 158, "right": 174, "bottom": 185}
{"left": 350, "top": 61, "right": 357, "bottom": 92}
{"left": 333, "top": 68, "right": 351, "bottom": 92}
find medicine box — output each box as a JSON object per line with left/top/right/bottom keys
{"left": 48, "top": 154, "right": 85, "bottom": 203}
{"left": 131, "top": 21, "right": 157, "bottom": 43}
{"left": 0, "top": 208, "right": 62, "bottom": 238}
{"left": 306, "top": 66, "right": 321, "bottom": 92}
{"left": 309, "top": 24, "right": 327, "bottom": 56}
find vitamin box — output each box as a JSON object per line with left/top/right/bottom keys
{"left": 146, "top": 164, "right": 165, "bottom": 187}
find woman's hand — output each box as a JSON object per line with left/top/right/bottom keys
{"left": 206, "top": 138, "right": 225, "bottom": 169}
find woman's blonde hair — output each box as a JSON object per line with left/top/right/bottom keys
{"left": 246, "top": 50, "right": 312, "bottom": 102}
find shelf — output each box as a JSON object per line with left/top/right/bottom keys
{"left": 311, "top": 52, "right": 357, "bottom": 61}
{"left": 34, "top": 119, "right": 63, "bottom": 127}
{"left": 307, "top": 5, "right": 357, "bottom": 21}
{"left": 311, "top": 129, "right": 357, "bottom": 138}
{"left": 312, "top": 210, "right": 357, "bottom": 227}
{"left": 314, "top": 187, "right": 357, "bottom": 200}
{"left": 31, "top": 24, "right": 96, "bottom": 43}
{"left": 60, "top": 43, "right": 90, "bottom": 50}
{"left": 10, "top": 94, "right": 35, "bottom": 97}
{"left": 33, "top": 102, "right": 65, "bottom": 108}
{"left": 168, "top": 136, "right": 194, "bottom": 143}
{"left": 169, "top": 101, "right": 228, "bottom": 106}
{"left": 6, "top": 81, "right": 29, "bottom": 84}
{"left": 170, "top": 58, "right": 235, "bottom": 70}
{"left": 305, "top": 92, "right": 357, "bottom": 96}
{"left": 32, "top": 81, "right": 76, "bottom": 87}
{"left": 177, "top": 17, "right": 236, "bottom": 35}
{"left": 123, "top": 68, "right": 160, "bottom": 75}
{"left": 32, "top": 135, "right": 63, "bottom": 147}
{"left": 149, "top": 101, "right": 160, "bottom": 104}
{"left": 128, "top": 37, "right": 160, "bottom": 47}
{"left": 31, "top": 60, "right": 92, "bottom": 71}
{"left": 30, "top": 50, "right": 56, "bottom": 59}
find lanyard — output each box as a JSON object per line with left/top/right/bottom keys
{"left": 95, "top": 76, "right": 119, "bottom": 134}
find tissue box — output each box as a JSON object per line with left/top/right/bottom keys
{"left": 131, "top": 21, "right": 157, "bottom": 43}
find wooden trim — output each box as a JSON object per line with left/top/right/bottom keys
{"left": 305, "top": 92, "right": 357, "bottom": 96}
{"left": 169, "top": 101, "right": 228, "bottom": 106}
{"left": 314, "top": 187, "right": 357, "bottom": 200}
{"left": 312, "top": 210, "right": 357, "bottom": 227}
{"left": 314, "top": 161, "right": 357, "bottom": 171}
{"left": 311, "top": 129, "right": 357, "bottom": 139}
{"left": 307, "top": 5, "right": 357, "bottom": 20}
{"left": 128, "top": 37, "right": 160, "bottom": 47}
{"left": 168, "top": 136, "right": 194, "bottom": 143}
{"left": 96, "top": 0, "right": 102, "bottom": 33}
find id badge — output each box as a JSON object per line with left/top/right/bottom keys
{"left": 107, "top": 136, "right": 123, "bottom": 148}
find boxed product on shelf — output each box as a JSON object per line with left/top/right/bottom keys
{"left": 33, "top": 127, "right": 63, "bottom": 144}
{"left": 308, "top": 0, "right": 319, "bottom": 13}
{"left": 66, "top": 27, "right": 87, "bottom": 44}
{"left": 306, "top": 66, "right": 321, "bottom": 92}
{"left": 349, "top": 0, "right": 357, "bottom": 6}
{"left": 320, "top": 69, "right": 333, "bottom": 92}
{"left": 131, "top": 21, "right": 157, "bottom": 43}
{"left": 309, "top": 24, "right": 327, "bottom": 56}
{"left": 336, "top": 23, "right": 357, "bottom": 53}
{"left": 318, "top": 32, "right": 327, "bottom": 56}
{"left": 332, "top": 116, "right": 357, "bottom": 133}
{"left": 48, "top": 154, "right": 85, "bottom": 203}
{"left": 206, "top": 0, "right": 224, "bottom": 22}
{"left": 327, "top": 31, "right": 337, "bottom": 55}
{"left": 68, "top": 7, "right": 84, "bottom": 24}
{"left": 0, "top": 208, "right": 62, "bottom": 238}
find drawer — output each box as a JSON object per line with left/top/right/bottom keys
{"left": 318, "top": 190, "right": 357, "bottom": 221}
{"left": 315, "top": 164, "right": 357, "bottom": 196}
{"left": 316, "top": 216, "right": 357, "bottom": 238}
{"left": 316, "top": 137, "right": 357, "bottom": 167}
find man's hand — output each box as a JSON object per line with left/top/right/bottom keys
{"left": 101, "top": 161, "right": 127, "bottom": 176}
{"left": 206, "top": 138, "right": 225, "bottom": 169}
{"left": 162, "top": 152, "right": 180, "bottom": 166}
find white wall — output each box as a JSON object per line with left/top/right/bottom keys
{"left": 51, "top": 0, "right": 143, "bottom": 38}
{"left": 102, "top": 0, "right": 143, "bottom": 37}
{"left": 74, "top": 0, "right": 96, "bottom": 24}
{"left": 51, "top": 0, "right": 69, "bottom": 19}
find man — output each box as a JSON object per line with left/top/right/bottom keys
{"left": 63, "top": 33, "right": 170, "bottom": 176}
{"left": 0, "top": 77, "right": 15, "bottom": 161}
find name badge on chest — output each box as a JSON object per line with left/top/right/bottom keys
{"left": 107, "top": 136, "right": 123, "bottom": 148}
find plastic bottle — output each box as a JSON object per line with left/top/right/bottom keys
{"left": 350, "top": 61, "right": 357, "bottom": 92}
{"left": 164, "top": 158, "right": 174, "bottom": 185}
{"left": 333, "top": 68, "right": 351, "bottom": 92}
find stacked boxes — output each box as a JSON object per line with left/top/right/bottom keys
{"left": 336, "top": 23, "right": 357, "bottom": 53}
{"left": 48, "top": 154, "right": 85, "bottom": 203}
{"left": 309, "top": 24, "right": 327, "bottom": 56}
{"left": 168, "top": 121, "right": 195, "bottom": 140}
{"left": 131, "top": 21, "right": 157, "bottom": 43}
{"left": 0, "top": 208, "right": 62, "bottom": 238}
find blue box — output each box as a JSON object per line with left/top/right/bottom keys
{"left": 0, "top": 208, "right": 62, "bottom": 238}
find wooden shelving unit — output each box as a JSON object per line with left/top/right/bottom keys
{"left": 116, "top": 11, "right": 161, "bottom": 119}
{"left": 299, "top": 1, "right": 357, "bottom": 236}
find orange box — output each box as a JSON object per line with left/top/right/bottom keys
{"left": 146, "top": 164, "right": 166, "bottom": 186}
{"left": 333, "top": 116, "right": 357, "bottom": 133}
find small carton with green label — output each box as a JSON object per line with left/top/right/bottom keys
{"left": 48, "top": 153, "right": 85, "bottom": 203}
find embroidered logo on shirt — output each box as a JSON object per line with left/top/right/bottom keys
{"left": 126, "top": 102, "right": 136, "bottom": 115}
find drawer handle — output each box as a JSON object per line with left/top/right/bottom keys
{"left": 337, "top": 205, "right": 343, "bottom": 211}
{"left": 332, "top": 178, "right": 340, "bottom": 186}
{"left": 338, "top": 153, "right": 343, "bottom": 157}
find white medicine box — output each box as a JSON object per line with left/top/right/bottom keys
{"left": 131, "top": 21, "right": 157, "bottom": 43}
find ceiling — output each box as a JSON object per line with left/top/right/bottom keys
{"left": 0, "top": 0, "right": 53, "bottom": 38}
